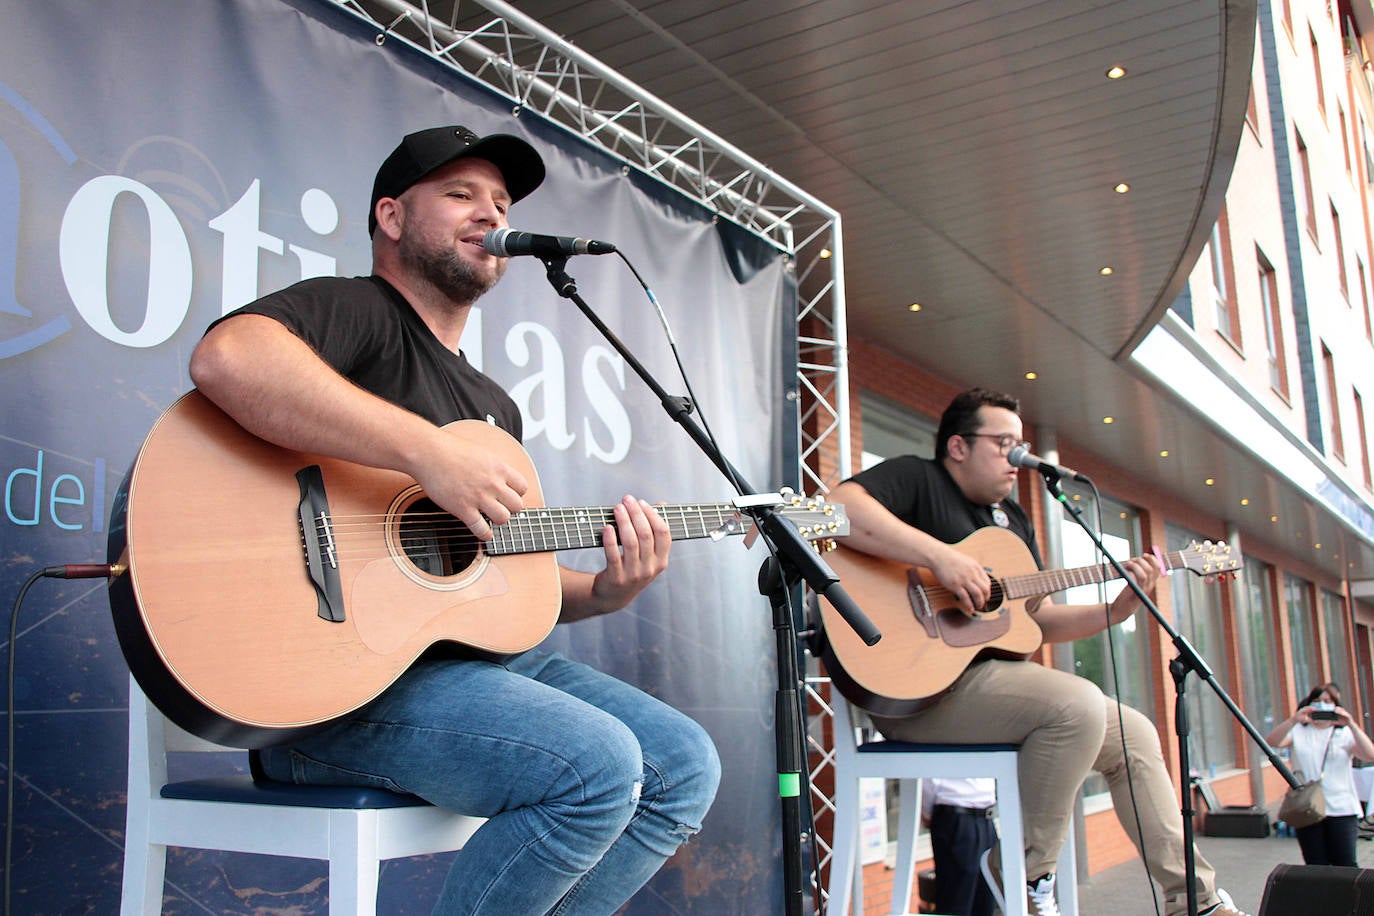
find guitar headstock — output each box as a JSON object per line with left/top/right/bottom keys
{"left": 778, "top": 490, "right": 850, "bottom": 551}
{"left": 1177, "top": 540, "right": 1243, "bottom": 579}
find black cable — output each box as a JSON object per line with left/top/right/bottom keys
{"left": 5, "top": 564, "right": 112, "bottom": 916}
{"left": 614, "top": 249, "right": 823, "bottom": 899}
{"left": 615, "top": 250, "right": 749, "bottom": 498}
{"left": 1083, "top": 481, "right": 1163, "bottom": 916}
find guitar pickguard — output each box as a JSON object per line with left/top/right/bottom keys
{"left": 906, "top": 568, "right": 1011, "bottom": 647}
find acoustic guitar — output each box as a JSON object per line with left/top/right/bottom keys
{"left": 108, "top": 390, "right": 847, "bottom": 747}
{"left": 815, "top": 527, "right": 1240, "bottom": 717}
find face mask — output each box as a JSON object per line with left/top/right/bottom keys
{"left": 1313, "top": 701, "right": 1336, "bottom": 712}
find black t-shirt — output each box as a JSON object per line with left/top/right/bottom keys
{"left": 847, "top": 455, "right": 1043, "bottom": 567}
{"left": 217, "top": 275, "right": 522, "bottom": 436}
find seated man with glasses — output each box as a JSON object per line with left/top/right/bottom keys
{"left": 828, "top": 387, "right": 1248, "bottom": 916}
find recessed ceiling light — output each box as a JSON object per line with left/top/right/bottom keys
{"left": 1025, "top": 371, "right": 1038, "bottom": 380}
{"left": 908, "top": 303, "right": 922, "bottom": 312}
{"left": 819, "top": 248, "right": 832, "bottom": 259}
{"left": 1114, "top": 182, "right": 1131, "bottom": 193}
{"left": 1100, "top": 266, "right": 1114, "bottom": 276}
{"left": 1159, "top": 449, "right": 1169, "bottom": 457}
{"left": 1102, "top": 416, "right": 1114, "bottom": 424}
{"left": 1271, "top": 515, "right": 1279, "bottom": 522}
{"left": 1205, "top": 477, "right": 1215, "bottom": 486}
{"left": 1315, "top": 542, "right": 1323, "bottom": 550}
{"left": 1106, "top": 65, "right": 1127, "bottom": 79}
{"left": 1240, "top": 498, "right": 1250, "bottom": 506}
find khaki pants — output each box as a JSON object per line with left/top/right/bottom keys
{"left": 872, "top": 659, "right": 1219, "bottom": 916}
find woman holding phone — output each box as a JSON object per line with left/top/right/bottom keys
{"left": 1266, "top": 682, "right": 1374, "bottom": 865}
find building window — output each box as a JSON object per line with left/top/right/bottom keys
{"left": 1210, "top": 212, "right": 1240, "bottom": 347}
{"left": 1258, "top": 250, "right": 1288, "bottom": 397}
{"left": 1360, "top": 259, "right": 1373, "bottom": 343}
{"left": 1356, "top": 388, "right": 1372, "bottom": 490}
{"left": 1340, "top": 107, "right": 1353, "bottom": 175}
{"left": 1059, "top": 497, "right": 1153, "bottom": 797}
{"left": 1297, "top": 133, "right": 1318, "bottom": 239}
{"left": 1168, "top": 523, "right": 1236, "bottom": 773}
{"left": 1322, "top": 343, "right": 1345, "bottom": 461}
{"left": 1322, "top": 589, "right": 1354, "bottom": 696}
{"left": 1364, "top": 121, "right": 1374, "bottom": 184}
{"left": 858, "top": 393, "right": 934, "bottom": 469}
{"left": 1285, "top": 573, "right": 1320, "bottom": 699}
{"left": 1241, "top": 558, "right": 1282, "bottom": 735}
{"left": 1311, "top": 29, "right": 1325, "bottom": 118}
{"left": 1332, "top": 202, "right": 1349, "bottom": 301}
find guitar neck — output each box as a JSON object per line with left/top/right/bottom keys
{"left": 487, "top": 503, "right": 742, "bottom": 556}
{"left": 1001, "top": 549, "right": 1190, "bottom": 599}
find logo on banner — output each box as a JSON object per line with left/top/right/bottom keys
{"left": 0, "top": 82, "right": 76, "bottom": 359}
{"left": 0, "top": 82, "right": 633, "bottom": 469}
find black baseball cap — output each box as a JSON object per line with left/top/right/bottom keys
{"left": 368, "top": 125, "right": 545, "bottom": 235}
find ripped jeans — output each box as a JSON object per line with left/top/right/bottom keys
{"left": 255, "top": 651, "right": 721, "bottom": 915}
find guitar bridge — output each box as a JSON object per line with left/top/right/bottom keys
{"left": 297, "top": 466, "right": 345, "bottom": 622}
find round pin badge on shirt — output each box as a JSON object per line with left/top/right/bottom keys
{"left": 991, "top": 505, "right": 1010, "bottom": 528}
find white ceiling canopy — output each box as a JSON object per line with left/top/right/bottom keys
{"left": 333, "top": 0, "right": 1374, "bottom": 580}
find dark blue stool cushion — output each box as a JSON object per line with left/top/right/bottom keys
{"left": 857, "top": 742, "right": 1020, "bottom": 754}
{"left": 161, "top": 776, "right": 430, "bottom": 809}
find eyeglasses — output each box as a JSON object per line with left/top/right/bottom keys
{"left": 960, "top": 432, "right": 1028, "bottom": 456}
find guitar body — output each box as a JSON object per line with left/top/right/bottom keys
{"left": 817, "top": 527, "right": 1045, "bottom": 717}
{"left": 108, "top": 391, "right": 559, "bottom": 747}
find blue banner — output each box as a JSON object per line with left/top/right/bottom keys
{"left": 1, "top": 0, "right": 792, "bottom": 910}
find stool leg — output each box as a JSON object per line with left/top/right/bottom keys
{"left": 890, "top": 778, "right": 921, "bottom": 915}
{"left": 329, "top": 809, "right": 379, "bottom": 916}
{"left": 827, "top": 773, "right": 861, "bottom": 916}
{"left": 1055, "top": 816, "right": 1078, "bottom": 916}
{"left": 996, "top": 772, "right": 1026, "bottom": 916}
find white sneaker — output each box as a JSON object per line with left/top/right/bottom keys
{"left": 1200, "top": 887, "right": 1251, "bottom": 916}
{"left": 1027, "top": 873, "right": 1061, "bottom": 916}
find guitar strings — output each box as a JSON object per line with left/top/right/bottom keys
{"left": 293, "top": 507, "right": 752, "bottom": 563}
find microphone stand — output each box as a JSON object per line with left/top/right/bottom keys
{"left": 1040, "top": 472, "right": 1299, "bottom": 916}
{"left": 537, "top": 255, "right": 881, "bottom": 916}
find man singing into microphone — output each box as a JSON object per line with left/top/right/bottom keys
{"left": 829, "top": 388, "right": 1246, "bottom": 916}
{"left": 188, "top": 125, "right": 720, "bottom": 914}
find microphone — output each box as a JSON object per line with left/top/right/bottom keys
{"left": 1006, "top": 443, "right": 1089, "bottom": 482}
{"left": 482, "top": 228, "right": 616, "bottom": 258}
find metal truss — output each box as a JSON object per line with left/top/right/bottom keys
{"left": 326, "top": 0, "right": 852, "bottom": 494}
{"left": 805, "top": 676, "right": 841, "bottom": 911}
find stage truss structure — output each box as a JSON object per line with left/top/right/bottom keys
{"left": 331, "top": 0, "right": 851, "bottom": 498}
{"left": 327, "top": 0, "right": 855, "bottom": 909}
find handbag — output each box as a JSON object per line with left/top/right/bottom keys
{"left": 1278, "top": 729, "right": 1335, "bottom": 829}
{"left": 1278, "top": 780, "right": 1325, "bottom": 828}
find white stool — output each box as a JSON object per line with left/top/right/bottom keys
{"left": 825, "top": 697, "right": 1077, "bottom": 916}
{"left": 121, "top": 674, "right": 486, "bottom": 914}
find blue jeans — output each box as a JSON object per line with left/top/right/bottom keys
{"left": 256, "top": 651, "right": 721, "bottom": 915}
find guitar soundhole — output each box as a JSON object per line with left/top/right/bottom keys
{"left": 399, "top": 498, "right": 478, "bottom": 577}
{"left": 971, "top": 581, "right": 1005, "bottom": 619}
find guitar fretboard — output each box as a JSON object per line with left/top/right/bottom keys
{"left": 486, "top": 503, "right": 743, "bottom": 555}
{"left": 999, "top": 547, "right": 1217, "bottom": 599}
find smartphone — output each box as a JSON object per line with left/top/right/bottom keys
{"left": 1311, "top": 709, "right": 1340, "bottom": 721}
